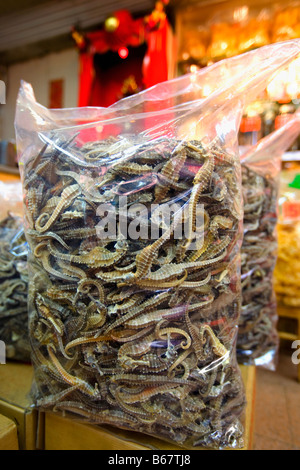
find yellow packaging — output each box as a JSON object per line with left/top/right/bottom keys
{"left": 0, "top": 413, "right": 19, "bottom": 450}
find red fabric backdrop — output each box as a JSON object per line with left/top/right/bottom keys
{"left": 77, "top": 10, "right": 172, "bottom": 107}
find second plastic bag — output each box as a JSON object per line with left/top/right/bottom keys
{"left": 238, "top": 114, "right": 300, "bottom": 369}
{"left": 0, "top": 182, "right": 30, "bottom": 362}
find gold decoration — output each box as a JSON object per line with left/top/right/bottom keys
{"left": 105, "top": 16, "right": 120, "bottom": 33}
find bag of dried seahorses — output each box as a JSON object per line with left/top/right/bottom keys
{"left": 237, "top": 114, "right": 300, "bottom": 370}
{"left": 15, "top": 41, "right": 300, "bottom": 449}
{"left": 0, "top": 182, "right": 31, "bottom": 362}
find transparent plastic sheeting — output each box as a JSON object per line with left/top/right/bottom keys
{"left": 238, "top": 114, "right": 300, "bottom": 370}
{"left": 0, "top": 181, "right": 23, "bottom": 221}
{"left": 0, "top": 182, "right": 30, "bottom": 362}
{"left": 15, "top": 41, "right": 300, "bottom": 449}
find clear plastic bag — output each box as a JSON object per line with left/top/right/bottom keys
{"left": 15, "top": 41, "right": 300, "bottom": 449}
{"left": 238, "top": 114, "right": 300, "bottom": 369}
{"left": 0, "top": 181, "right": 23, "bottom": 220}
{"left": 15, "top": 40, "right": 300, "bottom": 143}
{"left": 0, "top": 182, "right": 30, "bottom": 362}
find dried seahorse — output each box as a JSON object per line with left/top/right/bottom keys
{"left": 154, "top": 149, "right": 187, "bottom": 203}
{"left": 112, "top": 162, "right": 153, "bottom": 175}
{"left": 104, "top": 291, "right": 171, "bottom": 334}
{"left": 46, "top": 345, "right": 101, "bottom": 398}
{"left": 61, "top": 210, "right": 85, "bottom": 221}
{"left": 133, "top": 251, "right": 226, "bottom": 288}
{"left": 57, "top": 227, "right": 97, "bottom": 240}
{"left": 180, "top": 277, "right": 214, "bottom": 289}
{"left": 117, "top": 332, "right": 158, "bottom": 369}
{"left": 114, "top": 387, "right": 156, "bottom": 421}
{"left": 95, "top": 270, "right": 136, "bottom": 283}
{"left": 25, "top": 142, "right": 49, "bottom": 175}
{"left": 186, "top": 141, "right": 210, "bottom": 159}
{"left": 196, "top": 236, "right": 231, "bottom": 264}
{"left": 36, "top": 385, "right": 83, "bottom": 409}
{"left": 111, "top": 373, "right": 193, "bottom": 386}
{"left": 184, "top": 156, "right": 215, "bottom": 252}
{"left": 211, "top": 172, "right": 228, "bottom": 202}
{"left": 27, "top": 230, "right": 71, "bottom": 251}
{"left": 167, "top": 349, "right": 193, "bottom": 376}
{"left": 35, "top": 294, "right": 64, "bottom": 336}
{"left": 56, "top": 259, "right": 88, "bottom": 281}
{"left": 110, "top": 326, "right": 153, "bottom": 344}
{"left": 114, "top": 261, "right": 137, "bottom": 273}
{"left": 155, "top": 327, "right": 192, "bottom": 350}
{"left": 134, "top": 351, "right": 177, "bottom": 374}
{"left": 75, "top": 279, "right": 105, "bottom": 304}
{"left": 118, "top": 384, "right": 183, "bottom": 404}
{"left": 199, "top": 325, "right": 228, "bottom": 358}
{"left": 34, "top": 244, "right": 78, "bottom": 282}
{"left": 54, "top": 402, "right": 140, "bottom": 427}
{"left": 38, "top": 196, "right": 61, "bottom": 216}
{"left": 156, "top": 242, "right": 177, "bottom": 265}
{"left": 108, "top": 294, "right": 144, "bottom": 315}
{"left": 133, "top": 271, "right": 187, "bottom": 290}
{"left": 48, "top": 240, "right": 128, "bottom": 268}
{"left": 106, "top": 288, "right": 138, "bottom": 302}
{"left": 134, "top": 208, "right": 184, "bottom": 278}
{"left": 64, "top": 334, "right": 112, "bottom": 353}
{"left": 184, "top": 231, "right": 214, "bottom": 263}
{"left": 209, "top": 216, "right": 233, "bottom": 236}
{"left": 35, "top": 184, "right": 81, "bottom": 233}
{"left": 184, "top": 306, "right": 208, "bottom": 363}
{"left": 125, "top": 297, "right": 213, "bottom": 330}
{"left": 125, "top": 305, "right": 187, "bottom": 329}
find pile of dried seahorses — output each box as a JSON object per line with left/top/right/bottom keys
{"left": 237, "top": 164, "right": 279, "bottom": 368}
{"left": 22, "top": 135, "right": 245, "bottom": 449}
{"left": 0, "top": 214, "right": 30, "bottom": 362}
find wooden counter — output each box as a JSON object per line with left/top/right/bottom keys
{"left": 0, "top": 414, "right": 19, "bottom": 450}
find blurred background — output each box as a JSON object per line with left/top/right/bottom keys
{"left": 3, "top": 0, "right": 300, "bottom": 167}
